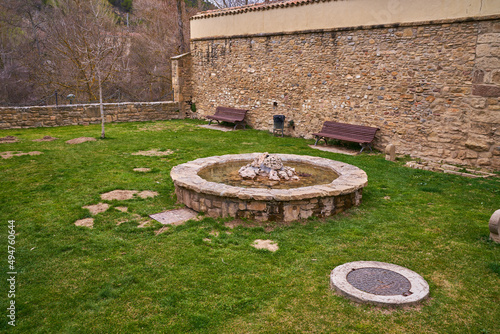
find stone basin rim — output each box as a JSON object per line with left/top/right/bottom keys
{"left": 170, "top": 153, "right": 368, "bottom": 201}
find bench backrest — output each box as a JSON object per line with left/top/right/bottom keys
{"left": 321, "top": 121, "right": 379, "bottom": 142}
{"left": 215, "top": 107, "right": 248, "bottom": 121}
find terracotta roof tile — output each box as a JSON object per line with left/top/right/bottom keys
{"left": 190, "top": 0, "right": 336, "bottom": 20}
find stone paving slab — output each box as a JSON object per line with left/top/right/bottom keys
{"left": 149, "top": 208, "right": 198, "bottom": 225}
{"left": 308, "top": 144, "right": 359, "bottom": 156}
{"left": 198, "top": 124, "right": 234, "bottom": 132}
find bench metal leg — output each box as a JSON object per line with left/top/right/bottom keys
{"left": 233, "top": 122, "right": 246, "bottom": 130}
{"left": 359, "top": 143, "right": 372, "bottom": 153}
{"left": 314, "top": 137, "right": 320, "bottom": 146}
{"left": 208, "top": 120, "right": 212, "bottom": 126}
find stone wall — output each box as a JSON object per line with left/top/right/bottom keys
{"left": 0, "top": 101, "right": 190, "bottom": 129}
{"left": 171, "top": 53, "right": 193, "bottom": 112}
{"left": 190, "top": 19, "right": 500, "bottom": 170}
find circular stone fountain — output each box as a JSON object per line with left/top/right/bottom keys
{"left": 170, "top": 153, "right": 367, "bottom": 222}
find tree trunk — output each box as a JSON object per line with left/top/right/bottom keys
{"left": 176, "top": 0, "right": 185, "bottom": 54}
{"left": 98, "top": 71, "right": 105, "bottom": 139}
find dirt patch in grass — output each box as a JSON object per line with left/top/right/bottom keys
{"left": 33, "top": 136, "right": 58, "bottom": 142}
{"left": 1, "top": 151, "right": 42, "bottom": 159}
{"left": 154, "top": 226, "right": 170, "bottom": 235}
{"left": 74, "top": 218, "right": 94, "bottom": 228}
{"left": 133, "top": 168, "right": 151, "bottom": 172}
{"left": 132, "top": 149, "right": 173, "bottom": 156}
{"left": 101, "top": 190, "right": 138, "bottom": 201}
{"left": 66, "top": 137, "right": 96, "bottom": 144}
{"left": 224, "top": 219, "right": 293, "bottom": 232}
{"left": 83, "top": 203, "right": 110, "bottom": 215}
{"left": 0, "top": 136, "right": 18, "bottom": 143}
{"left": 138, "top": 124, "right": 170, "bottom": 132}
{"left": 138, "top": 190, "right": 158, "bottom": 199}
{"left": 115, "top": 206, "right": 128, "bottom": 212}
{"left": 100, "top": 190, "right": 159, "bottom": 201}
{"left": 137, "top": 219, "right": 153, "bottom": 228}
{"left": 252, "top": 239, "right": 279, "bottom": 252}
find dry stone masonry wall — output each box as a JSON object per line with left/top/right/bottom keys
{"left": 190, "top": 20, "right": 500, "bottom": 170}
{"left": 0, "top": 101, "right": 187, "bottom": 129}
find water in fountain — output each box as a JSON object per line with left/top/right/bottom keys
{"left": 198, "top": 153, "right": 338, "bottom": 189}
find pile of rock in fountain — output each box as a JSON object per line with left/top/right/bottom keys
{"left": 238, "top": 152, "right": 300, "bottom": 182}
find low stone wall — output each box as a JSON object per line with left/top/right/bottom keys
{"left": 190, "top": 19, "right": 500, "bottom": 170}
{"left": 175, "top": 186, "right": 361, "bottom": 222}
{"left": 0, "top": 101, "right": 188, "bottom": 129}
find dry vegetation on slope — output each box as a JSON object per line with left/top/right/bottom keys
{"left": 0, "top": 0, "right": 208, "bottom": 106}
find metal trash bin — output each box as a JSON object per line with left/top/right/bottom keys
{"left": 273, "top": 115, "right": 285, "bottom": 137}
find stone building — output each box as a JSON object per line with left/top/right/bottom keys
{"left": 182, "top": 0, "right": 500, "bottom": 170}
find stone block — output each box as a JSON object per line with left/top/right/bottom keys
{"left": 385, "top": 144, "right": 396, "bottom": 161}
{"left": 475, "top": 57, "right": 500, "bottom": 71}
{"left": 465, "top": 137, "right": 491, "bottom": 151}
{"left": 472, "top": 70, "right": 485, "bottom": 84}
{"left": 207, "top": 208, "right": 221, "bottom": 218}
{"left": 300, "top": 209, "right": 313, "bottom": 219}
{"left": 477, "top": 158, "right": 491, "bottom": 166}
{"left": 477, "top": 33, "right": 500, "bottom": 44}
{"left": 489, "top": 209, "right": 500, "bottom": 243}
{"left": 247, "top": 201, "right": 266, "bottom": 211}
{"left": 283, "top": 204, "right": 300, "bottom": 222}
{"left": 472, "top": 84, "right": 500, "bottom": 97}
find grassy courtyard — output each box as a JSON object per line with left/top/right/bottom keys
{"left": 0, "top": 119, "right": 499, "bottom": 333}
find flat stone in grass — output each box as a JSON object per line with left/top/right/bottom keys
{"left": 101, "top": 190, "right": 138, "bottom": 201}
{"left": 115, "top": 206, "right": 128, "bottom": 212}
{"left": 252, "top": 239, "right": 279, "bottom": 252}
{"left": 66, "top": 137, "right": 96, "bottom": 144}
{"left": 1, "top": 151, "right": 42, "bottom": 159}
{"left": 0, "top": 136, "right": 18, "bottom": 143}
{"left": 149, "top": 208, "right": 198, "bottom": 225}
{"left": 75, "top": 218, "right": 94, "bottom": 228}
{"left": 100, "top": 190, "right": 158, "bottom": 201}
{"left": 198, "top": 124, "right": 234, "bottom": 132}
{"left": 33, "top": 136, "right": 58, "bottom": 142}
{"left": 308, "top": 144, "right": 359, "bottom": 156}
{"left": 132, "top": 149, "right": 173, "bottom": 156}
{"left": 133, "top": 168, "right": 151, "bottom": 172}
{"left": 83, "top": 203, "right": 109, "bottom": 215}
{"left": 138, "top": 190, "right": 159, "bottom": 199}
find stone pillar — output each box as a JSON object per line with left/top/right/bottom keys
{"left": 489, "top": 209, "right": 500, "bottom": 243}
{"left": 385, "top": 144, "right": 396, "bottom": 161}
{"left": 171, "top": 52, "right": 192, "bottom": 115}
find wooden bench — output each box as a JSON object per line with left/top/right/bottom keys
{"left": 207, "top": 107, "right": 248, "bottom": 130}
{"left": 312, "top": 121, "right": 379, "bottom": 152}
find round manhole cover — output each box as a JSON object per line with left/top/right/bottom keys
{"left": 346, "top": 267, "right": 411, "bottom": 296}
{"left": 330, "top": 261, "right": 429, "bottom": 307}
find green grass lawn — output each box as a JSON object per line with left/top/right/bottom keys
{"left": 0, "top": 119, "right": 499, "bottom": 333}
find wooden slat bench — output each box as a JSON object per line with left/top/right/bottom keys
{"left": 312, "top": 121, "right": 379, "bottom": 153}
{"left": 206, "top": 106, "right": 248, "bottom": 130}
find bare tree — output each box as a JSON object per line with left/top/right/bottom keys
{"left": 45, "top": 0, "right": 124, "bottom": 138}
{"left": 0, "top": 0, "right": 208, "bottom": 106}
{"left": 209, "top": 0, "right": 261, "bottom": 9}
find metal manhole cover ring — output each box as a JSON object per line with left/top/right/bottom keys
{"left": 346, "top": 267, "right": 411, "bottom": 296}
{"left": 330, "top": 261, "right": 430, "bottom": 307}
